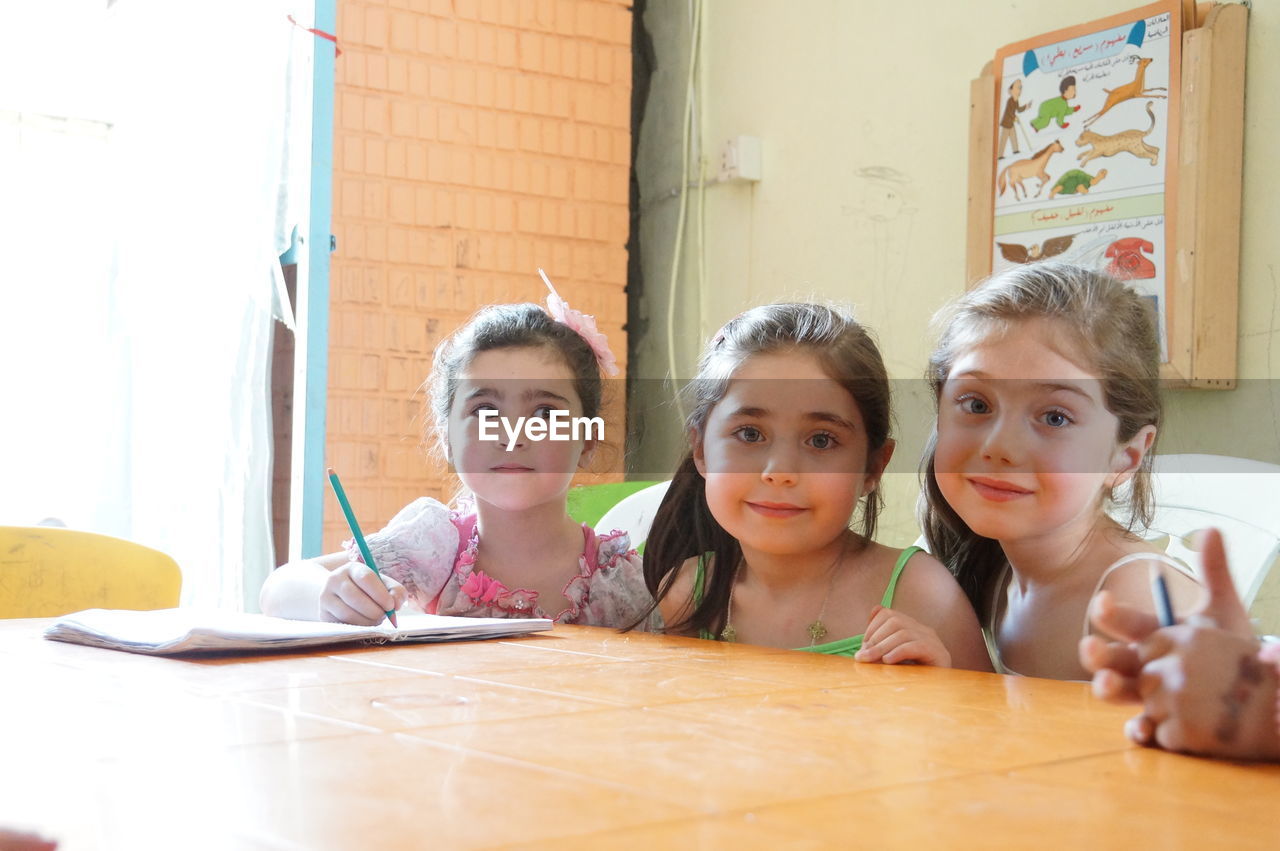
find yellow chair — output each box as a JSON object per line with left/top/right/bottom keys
{"left": 0, "top": 526, "right": 182, "bottom": 618}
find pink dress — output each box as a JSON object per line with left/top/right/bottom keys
{"left": 345, "top": 497, "right": 653, "bottom": 628}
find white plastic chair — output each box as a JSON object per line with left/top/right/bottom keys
{"left": 915, "top": 454, "right": 1280, "bottom": 632}
{"left": 596, "top": 481, "right": 671, "bottom": 550}
{"left": 1136, "top": 454, "right": 1280, "bottom": 632}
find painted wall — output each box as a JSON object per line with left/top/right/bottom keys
{"left": 326, "top": 0, "right": 633, "bottom": 551}
{"left": 634, "top": 0, "right": 1279, "bottom": 548}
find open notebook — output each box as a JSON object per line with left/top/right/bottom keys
{"left": 43, "top": 608, "right": 553, "bottom": 656}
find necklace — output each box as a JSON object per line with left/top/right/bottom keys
{"left": 721, "top": 534, "right": 849, "bottom": 646}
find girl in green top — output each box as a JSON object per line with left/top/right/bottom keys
{"left": 632, "top": 303, "right": 990, "bottom": 671}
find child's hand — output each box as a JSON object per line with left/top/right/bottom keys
{"left": 1078, "top": 603, "right": 1145, "bottom": 702}
{"left": 1125, "top": 624, "right": 1279, "bottom": 760}
{"left": 1081, "top": 528, "right": 1255, "bottom": 702}
{"left": 319, "top": 561, "right": 408, "bottom": 625}
{"left": 855, "top": 605, "right": 951, "bottom": 667}
{"left": 1080, "top": 528, "right": 1280, "bottom": 760}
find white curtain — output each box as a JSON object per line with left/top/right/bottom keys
{"left": 0, "top": 1, "right": 312, "bottom": 610}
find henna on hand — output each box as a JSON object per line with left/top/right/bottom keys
{"left": 1214, "top": 653, "right": 1266, "bottom": 744}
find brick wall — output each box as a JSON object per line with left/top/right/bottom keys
{"left": 325, "top": 0, "right": 633, "bottom": 551}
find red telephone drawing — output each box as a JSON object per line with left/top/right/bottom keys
{"left": 1104, "top": 237, "right": 1156, "bottom": 280}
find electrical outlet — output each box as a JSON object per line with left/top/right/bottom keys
{"left": 719, "top": 135, "right": 762, "bottom": 182}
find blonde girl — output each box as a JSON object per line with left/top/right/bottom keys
{"left": 922, "top": 262, "right": 1200, "bottom": 680}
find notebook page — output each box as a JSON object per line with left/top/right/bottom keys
{"left": 44, "top": 608, "right": 381, "bottom": 651}
{"left": 43, "top": 608, "right": 553, "bottom": 654}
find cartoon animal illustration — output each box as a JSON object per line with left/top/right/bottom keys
{"left": 1076, "top": 102, "right": 1160, "bottom": 166}
{"left": 996, "top": 234, "right": 1075, "bottom": 264}
{"left": 1030, "top": 75, "right": 1080, "bottom": 131}
{"left": 1049, "top": 168, "right": 1107, "bottom": 198}
{"left": 997, "top": 140, "right": 1064, "bottom": 201}
{"left": 1082, "top": 56, "right": 1168, "bottom": 128}
{"left": 1104, "top": 237, "right": 1156, "bottom": 280}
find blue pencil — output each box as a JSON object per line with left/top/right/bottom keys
{"left": 326, "top": 467, "right": 398, "bottom": 627}
{"left": 1151, "top": 571, "right": 1175, "bottom": 628}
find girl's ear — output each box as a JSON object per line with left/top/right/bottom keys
{"left": 577, "top": 438, "right": 597, "bottom": 470}
{"left": 863, "top": 438, "right": 896, "bottom": 495}
{"left": 690, "top": 427, "right": 708, "bottom": 478}
{"left": 438, "top": 418, "right": 456, "bottom": 468}
{"left": 1107, "top": 424, "right": 1156, "bottom": 487}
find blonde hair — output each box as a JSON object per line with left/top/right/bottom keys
{"left": 920, "top": 262, "right": 1162, "bottom": 616}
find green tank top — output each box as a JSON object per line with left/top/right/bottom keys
{"left": 691, "top": 546, "right": 922, "bottom": 657}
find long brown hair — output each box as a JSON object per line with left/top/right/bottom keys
{"left": 636, "top": 302, "right": 893, "bottom": 635}
{"left": 920, "top": 262, "right": 1162, "bottom": 618}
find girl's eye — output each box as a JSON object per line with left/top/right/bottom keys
{"left": 469, "top": 402, "right": 498, "bottom": 417}
{"left": 533, "top": 405, "right": 557, "bottom": 420}
{"left": 733, "top": 425, "right": 765, "bottom": 444}
{"left": 808, "top": 432, "right": 838, "bottom": 450}
{"left": 958, "top": 395, "right": 991, "bottom": 415}
{"left": 1041, "top": 409, "right": 1073, "bottom": 428}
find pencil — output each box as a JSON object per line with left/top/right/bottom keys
{"left": 326, "top": 467, "right": 398, "bottom": 627}
{"left": 1151, "top": 570, "right": 1175, "bottom": 628}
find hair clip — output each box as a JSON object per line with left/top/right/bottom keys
{"left": 538, "top": 269, "right": 620, "bottom": 377}
{"left": 711, "top": 311, "right": 746, "bottom": 348}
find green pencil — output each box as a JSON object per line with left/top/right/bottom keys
{"left": 326, "top": 467, "right": 398, "bottom": 627}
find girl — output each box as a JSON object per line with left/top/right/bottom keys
{"left": 922, "top": 262, "right": 1201, "bottom": 680}
{"left": 260, "top": 277, "right": 653, "bottom": 628}
{"left": 639, "top": 303, "right": 990, "bottom": 670}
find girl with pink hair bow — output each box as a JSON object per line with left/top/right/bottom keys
{"left": 262, "top": 271, "right": 654, "bottom": 629}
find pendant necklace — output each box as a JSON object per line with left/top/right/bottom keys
{"left": 720, "top": 534, "right": 849, "bottom": 646}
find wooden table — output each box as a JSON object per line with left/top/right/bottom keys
{"left": 3, "top": 619, "right": 1278, "bottom": 849}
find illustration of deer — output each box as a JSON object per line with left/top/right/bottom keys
{"left": 1082, "top": 56, "right": 1168, "bottom": 128}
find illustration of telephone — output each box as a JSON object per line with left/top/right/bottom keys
{"left": 1104, "top": 237, "right": 1156, "bottom": 280}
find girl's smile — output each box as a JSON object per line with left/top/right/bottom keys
{"left": 966, "top": 476, "right": 1035, "bottom": 502}
{"left": 745, "top": 500, "right": 808, "bottom": 518}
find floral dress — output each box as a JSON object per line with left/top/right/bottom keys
{"left": 346, "top": 497, "right": 653, "bottom": 628}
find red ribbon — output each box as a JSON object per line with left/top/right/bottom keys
{"left": 288, "top": 14, "right": 342, "bottom": 57}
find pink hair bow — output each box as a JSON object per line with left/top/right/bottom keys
{"left": 538, "top": 268, "right": 620, "bottom": 377}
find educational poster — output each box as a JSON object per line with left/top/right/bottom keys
{"left": 991, "top": 1, "right": 1181, "bottom": 356}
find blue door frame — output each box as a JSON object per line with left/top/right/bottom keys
{"left": 299, "top": 0, "right": 336, "bottom": 557}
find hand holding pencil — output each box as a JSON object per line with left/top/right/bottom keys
{"left": 1080, "top": 529, "right": 1256, "bottom": 701}
{"left": 1079, "top": 529, "right": 1280, "bottom": 761}
{"left": 318, "top": 560, "right": 407, "bottom": 627}
{"left": 321, "top": 469, "right": 406, "bottom": 627}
